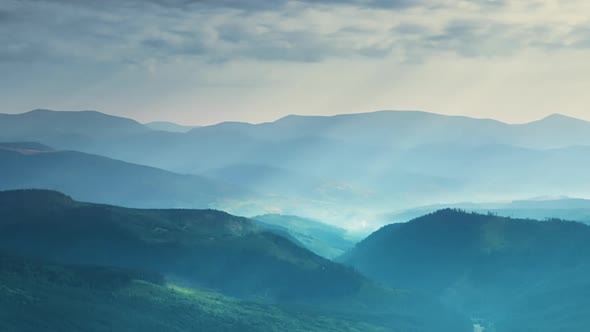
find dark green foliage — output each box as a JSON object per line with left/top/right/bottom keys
{"left": 0, "top": 255, "right": 385, "bottom": 332}
{"left": 341, "top": 209, "right": 590, "bottom": 330}
{"left": 0, "top": 190, "right": 362, "bottom": 302}
{"left": 495, "top": 279, "right": 590, "bottom": 332}
{"left": 0, "top": 190, "right": 473, "bottom": 332}
{"left": 0, "top": 190, "right": 472, "bottom": 331}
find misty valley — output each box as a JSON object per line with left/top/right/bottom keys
{"left": 0, "top": 109, "right": 589, "bottom": 332}
{"left": 5, "top": 0, "right": 590, "bottom": 328}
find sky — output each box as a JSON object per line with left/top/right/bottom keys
{"left": 1, "top": 0, "right": 590, "bottom": 125}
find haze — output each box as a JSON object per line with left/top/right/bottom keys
{"left": 2, "top": 2, "right": 590, "bottom": 331}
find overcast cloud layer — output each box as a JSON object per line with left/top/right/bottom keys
{"left": 1, "top": 0, "right": 589, "bottom": 124}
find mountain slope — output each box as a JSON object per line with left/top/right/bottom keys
{"left": 0, "top": 190, "right": 471, "bottom": 331}
{"left": 388, "top": 198, "right": 590, "bottom": 224}
{"left": 6, "top": 109, "right": 590, "bottom": 227}
{"left": 253, "top": 214, "right": 358, "bottom": 259}
{"left": 0, "top": 254, "right": 386, "bottom": 332}
{"left": 495, "top": 277, "right": 590, "bottom": 332}
{"left": 0, "top": 109, "right": 151, "bottom": 149}
{"left": 5, "top": 109, "right": 590, "bottom": 167}
{"left": 340, "top": 209, "right": 590, "bottom": 326}
{"left": 0, "top": 189, "right": 354, "bottom": 301}
{"left": 0, "top": 143, "right": 248, "bottom": 209}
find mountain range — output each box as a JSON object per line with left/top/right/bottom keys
{"left": 340, "top": 209, "right": 590, "bottom": 331}
{"left": 2, "top": 109, "right": 590, "bottom": 228}
{"left": 0, "top": 189, "right": 470, "bottom": 331}
{"left": 2, "top": 108, "right": 589, "bottom": 331}
{"left": 2, "top": 189, "right": 588, "bottom": 331}
{"left": 0, "top": 142, "right": 249, "bottom": 209}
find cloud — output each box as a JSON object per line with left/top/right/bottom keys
{"left": 1, "top": 0, "right": 590, "bottom": 66}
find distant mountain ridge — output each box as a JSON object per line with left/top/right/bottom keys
{"left": 0, "top": 142, "right": 250, "bottom": 209}
{"left": 145, "top": 121, "right": 199, "bottom": 133}
{"left": 4, "top": 109, "right": 590, "bottom": 150}
{"left": 197, "top": 110, "right": 590, "bottom": 148}
{"left": 3, "top": 109, "right": 590, "bottom": 228}
{"left": 387, "top": 197, "right": 590, "bottom": 224}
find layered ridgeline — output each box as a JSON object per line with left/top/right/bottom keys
{"left": 253, "top": 214, "right": 359, "bottom": 259}
{"left": 4, "top": 109, "right": 590, "bottom": 151}
{"left": 0, "top": 109, "right": 151, "bottom": 147}
{"left": 144, "top": 121, "right": 199, "bottom": 133}
{"left": 0, "top": 110, "right": 590, "bottom": 228}
{"left": 0, "top": 142, "right": 249, "bottom": 209}
{"left": 3, "top": 109, "right": 590, "bottom": 228}
{"left": 0, "top": 190, "right": 471, "bottom": 332}
{"left": 340, "top": 209, "right": 590, "bottom": 331}
{"left": 388, "top": 198, "right": 590, "bottom": 225}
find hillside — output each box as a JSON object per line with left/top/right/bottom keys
{"left": 388, "top": 198, "right": 590, "bottom": 224}
{"left": 0, "top": 143, "right": 248, "bottom": 209}
{"left": 0, "top": 254, "right": 386, "bottom": 332}
{"left": 340, "top": 209, "right": 590, "bottom": 328}
{"left": 0, "top": 109, "right": 150, "bottom": 149}
{"left": 0, "top": 190, "right": 354, "bottom": 301}
{"left": 253, "top": 214, "right": 358, "bottom": 259}
{"left": 0, "top": 190, "right": 471, "bottom": 331}
{"left": 495, "top": 277, "right": 590, "bottom": 332}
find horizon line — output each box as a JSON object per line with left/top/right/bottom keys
{"left": 1, "top": 108, "right": 587, "bottom": 128}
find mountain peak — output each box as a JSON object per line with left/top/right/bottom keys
{"left": 537, "top": 113, "right": 587, "bottom": 123}
{"left": 23, "top": 109, "right": 114, "bottom": 118}
{"left": 412, "top": 208, "right": 473, "bottom": 221}
{"left": 13, "top": 109, "right": 144, "bottom": 124}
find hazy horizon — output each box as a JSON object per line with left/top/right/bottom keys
{"left": 2, "top": 108, "right": 588, "bottom": 127}
{"left": 2, "top": 2, "right": 590, "bottom": 331}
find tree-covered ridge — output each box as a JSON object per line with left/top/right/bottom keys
{"left": 0, "top": 190, "right": 472, "bottom": 331}
{"left": 0, "top": 254, "right": 385, "bottom": 332}
{"left": 0, "top": 190, "right": 362, "bottom": 302}
{"left": 341, "top": 209, "right": 590, "bottom": 330}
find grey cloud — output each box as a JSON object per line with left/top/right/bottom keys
{"left": 419, "top": 20, "right": 529, "bottom": 57}
{"left": 0, "top": 10, "right": 12, "bottom": 22}
{"left": 0, "top": 42, "right": 48, "bottom": 62}
{"left": 2, "top": 0, "right": 590, "bottom": 66}
{"left": 23, "top": 0, "right": 423, "bottom": 12}
{"left": 568, "top": 25, "right": 590, "bottom": 49}
{"left": 394, "top": 23, "right": 431, "bottom": 35}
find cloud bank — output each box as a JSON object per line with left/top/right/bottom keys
{"left": 1, "top": 0, "right": 589, "bottom": 123}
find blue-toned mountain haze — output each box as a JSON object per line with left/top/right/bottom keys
{"left": 3, "top": 0, "right": 590, "bottom": 331}
{"left": 2, "top": 109, "right": 590, "bottom": 231}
